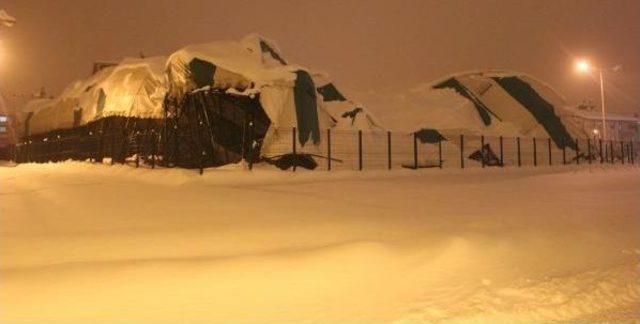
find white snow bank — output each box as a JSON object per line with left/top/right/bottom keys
{"left": 1, "top": 162, "right": 638, "bottom": 322}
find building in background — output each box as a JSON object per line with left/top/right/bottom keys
{"left": 568, "top": 103, "right": 640, "bottom": 141}
{"left": 0, "top": 93, "right": 16, "bottom": 159}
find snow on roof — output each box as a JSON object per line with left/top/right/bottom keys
{"left": 361, "top": 70, "right": 584, "bottom": 142}
{"left": 93, "top": 56, "right": 167, "bottom": 119}
{"left": 26, "top": 56, "right": 168, "bottom": 134}
{"left": 310, "top": 72, "right": 382, "bottom": 131}
{"left": 429, "top": 69, "right": 568, "bottom": 105}
{"left": 0, "top": 9, "right": 16, "bottom": 27}
{"left": 366, "top": 84, "right": 495, "bottom": 133}
{"left": 166, "top": 34, "right": 299, "bottom": 98}
{"left": 22, "top": 98, "right": 54, "bottom": 114}
{"left": 23, "top": 34, "right": 381, "bottom": 138}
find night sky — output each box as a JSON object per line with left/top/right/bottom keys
{"left": 1, "top": 0, "right": 639, "bottom": 114}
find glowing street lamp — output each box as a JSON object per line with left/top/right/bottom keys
{"left": 575, "top": 59, "right": 615, "bottom": 140}
{"left": 576, "top": 59, "right": 591, "bottom": 73}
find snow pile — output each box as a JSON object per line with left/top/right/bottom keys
{"left": 1, "top": 163, "right": 638, "bottom": 322}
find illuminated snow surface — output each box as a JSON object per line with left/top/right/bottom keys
{"left": 1, "top": 162, "right": 639, "bottom": 323}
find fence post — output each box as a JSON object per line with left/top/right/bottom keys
{"left": 57, "top": 135, "right": 62, "bottom": 162}
{"left": 562, "top": 139, "right": 566, "bottom": 165}
{"left": 517, "top": 137, "right": 521, "bottom": 167}
{"left": 135, "top": 135, "right": 140, "bottom": 168}
{"left": 620, "top": 141, "right": 625, "bottom": 165}
{"left": 599, "top": 139, "right": 604, "bottom": 164}
{"left": 460, "top": 134, "right": 464, "bottom": 169}
{"left": 548, "top": 138, "right": 552, "bottom": 165}
{"left": 610, "top": 140, "right": 614, "bottom": 164}
{"left": 151, "top": 131, "right": 157, "bottom": 169}
{"left": 110, "top": 127, "right": 116, "bottom": 166}
{"left": 141, "top": 131, "right": 148, "bottom": 167}
{"left": 358, "top": 129, "right": 363, "bottom": 171}
{"left": 587, "top": 138, "right": 592, "bottom": 164}
{"left": 413, "top": 132, "right": 418, "bottom": 169}
{"left": 327, "top": 128, "right": 331, "bottom": 171}
{"left": 292, "top": 127, "right": 297, "bottom": 172}
{"left": 499, "top": 136, "right": 504, "bottom": 167}
{"left": 481, "top": 135, "right": 485, "bottom": 168}
{"left": 631, "top": 141, "right": 635, "bottom": 164}
{"left": 438, "top": 139, "right": 443, "bottom": 169}
{"left": 247, "top": 121, "right": 255, "bottom": 171}
{"left": 575, "top": 138, "right": 579, "bottom": 165}
{"left": 387, "top": 131, "right": 392, "bottom": 170}
{"left": 26, "top": 140, "right": 30, "bottom": 163}
{"left": 174, "top": 121, "right": 180, "bottom": 167}
{"left": 99, "top": 120, "right": 106, "bottom": 163}
{"left": 533, "top": 137, "right": 537, "bottom": 167}
{"left": 88, "top": 131, "right": 98, "bottom": 163}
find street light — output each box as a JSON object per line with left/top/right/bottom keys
{"left": 575, "top": 59, "right": 615, "bottom": 140}
{"left": 576, "top": 59, "right": 591, "bottom": 73}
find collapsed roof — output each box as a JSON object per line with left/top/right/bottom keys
{"left": 368, "top": 70, "right": 585, "bottom": 149}
{"left": 26, "top": 57, "right": 166, "bottom": 136}
{"left": 23, "top": 34, "right": 377, "bottom": 143}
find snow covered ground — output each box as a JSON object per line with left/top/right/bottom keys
{"left": 1, "top": 162, "right": 639, "bottom": 322}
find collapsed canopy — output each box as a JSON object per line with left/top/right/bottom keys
{"left": 431, "top": 71, "right": 580, "bottom": 148}
{"left": 25, "top": 57, "right": 166, "bottom": 135}
{"left": 370, "top": 70, "right": 583, "bottom": 149}
{"left": 21, "top": 33, "right": 383, "bottom": 167}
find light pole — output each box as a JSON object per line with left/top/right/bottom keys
{"left": 575, "top": 59, "right": 619, "bottom": 140}
{"left": 597, "top": 69, "right": 606, "bottom": 140}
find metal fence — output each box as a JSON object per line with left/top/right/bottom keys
{"left": 13, "top": 128, "right": 160, "bottom": 168}
{"left": 10, "top": 126, "right": 639, "bottom": 172}
{"left": 263, "top": 127, "right": 639, "bottom": 171}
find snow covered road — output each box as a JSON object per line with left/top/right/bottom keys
{"left": 1, "top": 163, "right": 639, "bottom": 322}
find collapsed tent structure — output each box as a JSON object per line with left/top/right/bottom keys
{"left": 432, "top": 70, "right": 584, "bottom": 149}
{"left": 411, "top": 70, "right": 585, "bottom": 149}
{"left": 352, "top": 70, "right": 593, "bottom": 167}
{"left": 13, "top": 40, "right": 602, "bottom": 169}
{"left": 14, "top": 34, "right": 379, "bottom": 168}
